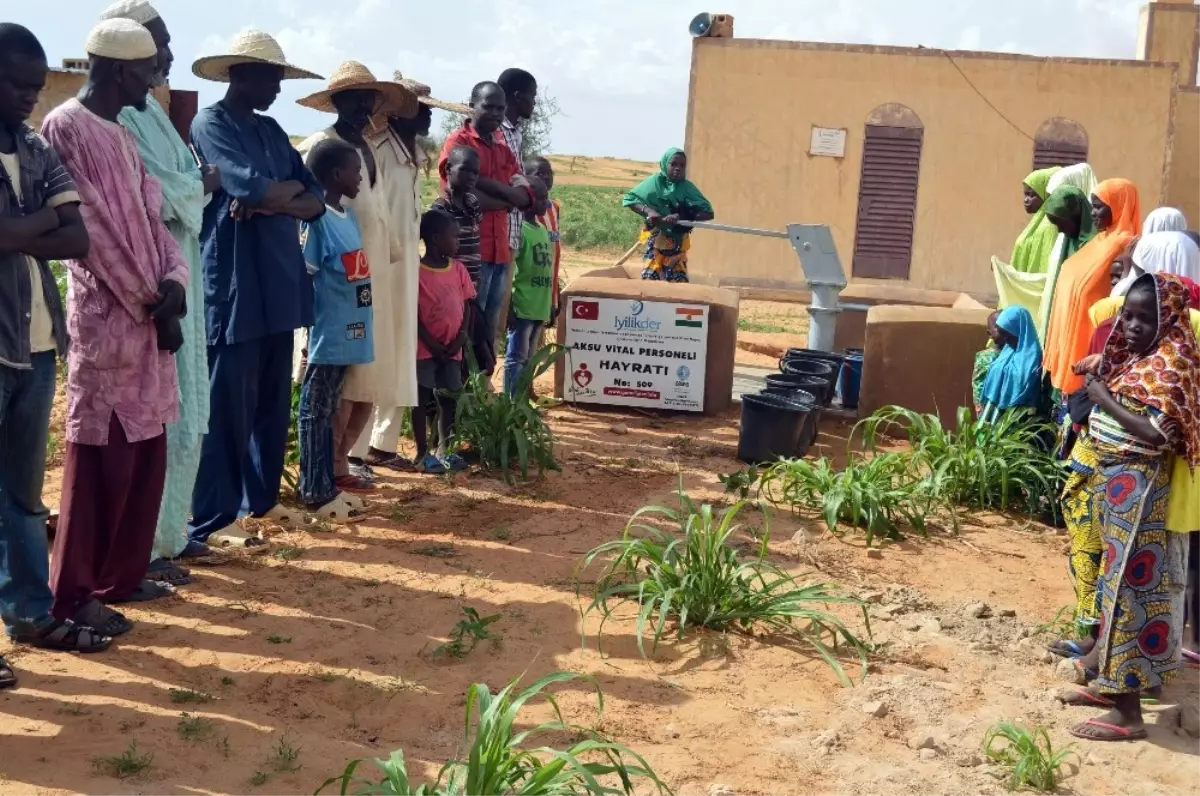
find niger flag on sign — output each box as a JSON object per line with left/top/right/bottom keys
{"left": 675, "top": 307, "right": 704, "bottom": 328}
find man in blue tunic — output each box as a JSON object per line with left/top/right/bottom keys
{"left": 188, "top": 32, "right": 323, "bottom": 548}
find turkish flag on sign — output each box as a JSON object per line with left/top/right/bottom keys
{"left": 572, "top": 300, "right": 599, "bottom": 320}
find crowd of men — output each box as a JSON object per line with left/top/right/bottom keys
{"left": 0, "top": 0, "right": 542, "bottom": 690}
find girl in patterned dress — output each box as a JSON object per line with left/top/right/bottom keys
{"left": 1062, "top": 273, "right": 1200, "bottom": 741}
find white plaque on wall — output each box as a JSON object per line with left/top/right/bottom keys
{"left": 809, "top": 126, "right": 847, "bottom": 158}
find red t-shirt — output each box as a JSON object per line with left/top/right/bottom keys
{"left": 417, "top": 258, "right": 476, "bottom": 360}
{"left": 438, "top": 120, "right": 520, "bottom": 264}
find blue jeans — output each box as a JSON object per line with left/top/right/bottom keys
{"left": 504, "top": 318, "right": 543, "bottom": 397}
{"left": 189, "top": 332, "right": 294, "bottom": 542}
{"left": 0, "top": 352, "right": 57, "bottom": 638}
{"left": 297, "top": 364, "right": 346, "bottom": 507}
{"left": 475, "top": 261, "right": 509, "bottom": 345}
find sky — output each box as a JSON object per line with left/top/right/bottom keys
{"left": 12, "top": 0, "right": 1151, "bottom": 161}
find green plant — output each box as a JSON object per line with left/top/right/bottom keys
{"left": 860, "top": 406, "right": 1063, "bottom": 522}
{"left": 169, "top": 687, "right": 213, "bottom": 704}
{"left": 269, "top": 734, "right": 302, "bottom": 772}
{"left": 274, "top": 545, "right": 305, "bottom": 561}
{"left": 220, "top": 676, "right": 235, "bottom": 686}
{"left": 580, "top": 488, "right": 871, "bottom": 685}
{"left": 983, "top": 721, "right": 1078, "bottom": 792}
{"left": 433, "top": 606, "right": 502, "bottom": 659}
{"left": 718, "top": 465, "right": 760, "bottom": 500}
{"left": 1032, "top": 605, "right": 1079, "bottom": 640}
{"left": 413, "top": 543, "right": 458, "bottom": 558}
{"left": 250, "top": 771, "right": 270, "bottom": 787}
{"left": 282, "top": 380, "right": 302, "bottom": 493}
{"left": 760, "top": 454, "right": 938, "bottom": 546}
{"left": 92, "top": 742, "right": 153, "bottom": 779}
{"left": 316, "top": 672, "right": 669, "bottom": 796}
{"left": 453, "top": 344, "right": 566, "bottom": 482}
{"left": 177, "top": 712, "right": 216, "bottom": 741}
{"left": 267, "top": 633, "right": 292, "bottom": 645}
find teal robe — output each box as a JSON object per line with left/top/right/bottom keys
{"left": 118, "top": 96, "right": 210, "bottom": 560}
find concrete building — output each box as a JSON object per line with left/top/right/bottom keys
{"left": 30, "top": 62, "right": 197, "bottom": 143}
{"left": 685, "top": 0, "right": 1200, "bottom": 300}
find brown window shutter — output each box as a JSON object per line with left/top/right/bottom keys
{"left": 1032, "top": 141, "right": 1089, "bottom": 170}
{"left": 852, "top": 125, "right": 923, "bottom": 280}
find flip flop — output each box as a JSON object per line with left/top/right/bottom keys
{"left": 0, "top": 656, "right": 16, "bottom": 689}
{"left": 146, "top": 559, "right": 192, "bottom": 587}
{"left": 108, "top": 579, "right": 176, "bottom": 604}
{"left": 175, "top": 540, "right": 217, "bottom": 560}
{"left": 1057, "top": 686, "right": 1115, "bottom": 708}
{"left": 1068, "top": 718, "right": 1147, "bottom": 742}
{"left": 1048, "top": 639, "right": 1089, "bottom": 658}
{"left": 334, "top": 475, "right": 375, "bottom": 494}
{"left": 73, "top": 599, "right": 132, "bottom": 637}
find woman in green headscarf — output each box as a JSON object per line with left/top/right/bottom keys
{"left": 622, "top": 148, "right": 714, "bottom": 282}
{"left": 1035, "top": 186, "right": 1098, "bottom": 339}
{"left": 991, "top": 167, "right": 1061, "bottom": 316}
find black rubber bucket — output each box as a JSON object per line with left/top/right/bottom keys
{"left": 780, "top": 358, "right": 836, "bottom": 405}
{"left": 737, "top": 393, "right": 808, "bottom": 464}
{"left": 766, "top": 372, "right": 829, "bottom": 410}
{"left": 761, "top": 387, "right": 816, "bottom": 457}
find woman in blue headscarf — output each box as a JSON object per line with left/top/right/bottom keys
{"left": 622, "top": 148, "right": 714, "bottom": 282}
{"left": 978, "top": 305, "right": 1045, "bottom": 422}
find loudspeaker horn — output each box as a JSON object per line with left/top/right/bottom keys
{"left": 689, "top": 12, "right": 713, "bottom": 37}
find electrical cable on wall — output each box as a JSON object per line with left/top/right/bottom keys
{"left": 937, "top": 49, "right": 1036, "bottom": 142}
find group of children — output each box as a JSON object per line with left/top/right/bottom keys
{"left": 296, "top": 141, "right": 559, "bottom": 516}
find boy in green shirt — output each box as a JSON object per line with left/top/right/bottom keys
{"left": 503, "top": 177, "right": 552, "bottom": 397}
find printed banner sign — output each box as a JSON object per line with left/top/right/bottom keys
{"left": 564, "top": 297, "right": 708, "bottom": 411}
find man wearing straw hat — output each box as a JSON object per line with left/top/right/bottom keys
{"left": 100, "top": 0, "right": 221, "bottom": 580}
{"left": 295, "top": 62, "right": 419, "bottom": 482}
{"left": 352, "top": 71, "right": 469, "bottom": 471}
{"left": 42, "top": 18, "right": 189, "bottom": 634}
{"left": 188, "top": 31, "right": 323, "bottom": 548}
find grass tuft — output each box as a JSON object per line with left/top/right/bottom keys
{"left": 983, "top": 721, "right": 1077, "bottom": 792}
{"left": 168, "top": 687, "right": 213, "bottom": 705}
{"left": 177, "top": 712, "right": 216, "bottom": 742}
{"left": 316, "top": 672, "right": 669, "bottom": 795}
{"left": 433, "top": 606, "right": 502, "bottom": 659}
{"left": 92, "top": 742, "right": 153, "bottom": 779}
{"left": 580, "top": 486, "right": 871, "bottom": 685}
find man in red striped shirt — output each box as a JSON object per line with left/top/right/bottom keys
{"left": 438, "top": 81, "right": 530, "bottom": 364}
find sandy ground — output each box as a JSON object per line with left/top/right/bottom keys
{"left": 5, "top": 312, "right": 1198, "bottom": 795}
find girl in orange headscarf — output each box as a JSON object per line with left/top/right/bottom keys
{"left": 1043, "top": 179, "right": 1142, "bottom": 395}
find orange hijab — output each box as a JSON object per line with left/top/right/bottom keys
{"left": 1043, "top": 178, "right": 1142, "bottom": 392}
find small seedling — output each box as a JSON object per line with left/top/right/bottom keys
{"left": 177, "top": 712, "right": 215, "bottom": 742}
{"left": 59, "top": 700, "right": 90, "bottom": 716}
{"left": 266, "top": 633, "right": 292, "bottom": 645}
{"left": 220, "top": 676, "right": 235, "bottom": 686}
{"left": 168, "top": 687, "right": 212, "bottom": 705}
{"left": 249, "top": 771, "right": 269, "bottom": 787}
{"left": 274, "top": 546, "right": 304, "bottom": 561}
{"left": 315, "top": 671, "right": 339, "bottom": 683}
{"left": 389, "top": 506, "right": 412, "bottom": 523}
{"left": 362, "top": 578, "right": 381, "bottom": 588}
{"left": 983, "top": 721, "right": 1078, "bottom": 792}
{"left": 1032, "top": 605, "right": 1078, "bottom": 639}
{"left": 433, "top": 606, "right": 502, "bottom": 659}
{"left": 92, "top": 742, "right": 153, "bottom": 779}
{"left": 492, "top": 525, "right": 511, "bottom": 541}
{"left": 413, "top": 543, "right": 457, "bottom": 558}
{"left": 718, "top": 465, "right": 761, "bottom": 500}
{"left": 268, "top": 734, "right": 302, "bottom": 772}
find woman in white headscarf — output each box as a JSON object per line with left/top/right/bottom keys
{"left": 1143, "top": 206, "right": 1188, "bottom": 235}
{"left": 1111, "top": 230, "right": 1200, "bottom": 296}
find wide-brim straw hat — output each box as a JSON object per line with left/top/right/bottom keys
{"left": 297, "top": 61, "right": 419, "bottom": 119}
{"left": 395, "top": 71, "right": 470, "bottom": 115}
{"left": 367, "top": 70, "right": 470, "bottom": 134}
{"left": 192, "top": 29, "right": 322, "bottom": 82}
